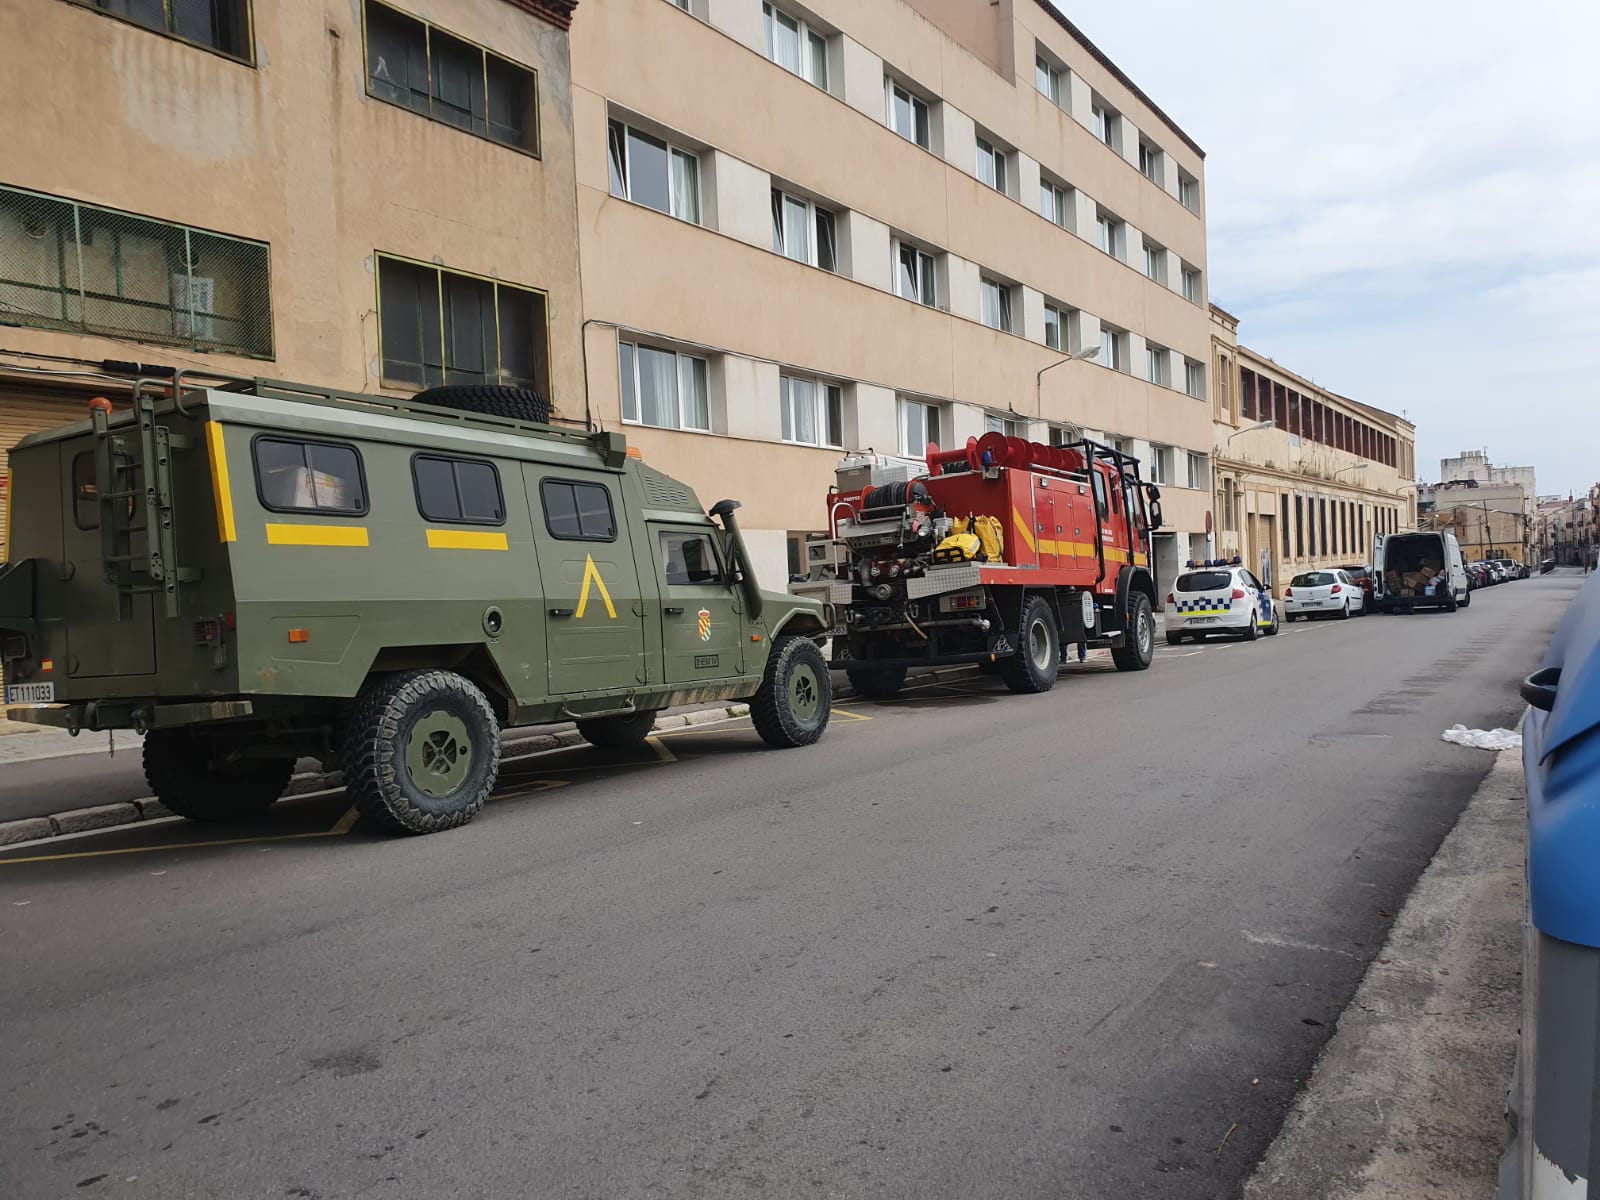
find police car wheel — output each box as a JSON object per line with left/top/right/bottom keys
{"left": 345, "top": 670, "right": 501, "bottom": 835}
{"left": 751, "top": 635, "right": 832, "bottom": 748}
{"left": 575, "top": 709, "right": 660, "bottom": 749}
{"left": 1243, "top": 610, "right": 1259, "bottom": 641}
{"left": 1000, "top": 595, "right": 1059, "bottom": 694}
{"left": 142, "top": 730, "right": 295, "bottom": 822}
{"left": 1265, "top": 610, "right": 1281, "bottom": 636}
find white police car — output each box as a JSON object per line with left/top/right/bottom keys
{"left": 1164, "top": 558, "right": 1280, "bottom": 645}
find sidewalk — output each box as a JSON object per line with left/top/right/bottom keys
{"left": 1244, "top": 748, "right": 1524, "bottom": 1199}
{"left": 0, "top": 717, "right": 141, "bottom": 765}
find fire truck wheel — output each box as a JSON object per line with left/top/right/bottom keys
{"left": 141, "top": 730, "right": 295, "bottom": 822}
{"left": 751, "top": 636, "right": 832, "bottom": 748}
{"left": 575, "top": 710, "right": 661, "bottom": 749}
{"left": 846, "top": 666, "right": 906, "bottom": 699}
{"left": 344, "top": 670, "right": 501, "bottom": 835}
{"left": 1111, "top": 592, "right": 1155, "bottom": 672}
{"left": 1001, "top": 595, "right": 1059, "bottom": 694}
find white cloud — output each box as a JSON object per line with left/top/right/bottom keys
{"left": 1053, "top": 0, "right": 1600, "bottom": 495}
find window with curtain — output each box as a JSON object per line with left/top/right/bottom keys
{"left": 980, "top": 279, "right": 1012, "bottom": 333}
{"left": 1092, "top": 102, "right": 1118, "bottom": 149}
{"left": 1096, "top": 211, "right": 1122, "bottom": 258}
{"left": 1182, "top": 265, "right": 1202, "bottom": 304}
{"left": 1143, "top": 241, "right": 1165, "bottom": 283}
{"left": 885, "top": 79, "right": 930, "bottom": 148}
{"left": 1040, "top": 179, "right": 1071, "bottom": 229}
{"left": 763, "top": 3, "right": 827, "bottom": 88}
{"left": 1179, "top": 173, "right": 1200, "bottom": 212}
{"left": 1100, "top": 327, "right": 1124, "bottom": 372}
{"left": 377, "top": 255, "right": 548, "bottom": 398}
{"left": 1035, "top": 54, "right": 1062, "bottom": 105}
{"left": 607, "top": 119, "right": 700, "bottom": 223}
{"left": 976, "top": 138, "right": 1008, "bottom": 194}
{"left": 1185, "top": 359, "right": 1205, "bottom": 399}
{"left": 1145, "top": 344, "right": 1167, "bottom": 385}
{"left": 779, "top": 375, "right": 843, "bottom": 446}
{"left": 1043, "top": 304, "right": 1062, "bottom": 351}
{"left": 1138, "top": 141, "right": 1162, "bottom": 183}
{"left": 617, "top": 340, "right": 711, "bottom": 431}
{"left": 894, "top": 242, "right": 936, "bottom": 306}
{"left": 900, "top": 399, "right": 942, "bottom": 457}
{"left": 984, "top": 414, "right": 1021, "bottom": 438}
{"left": 770, "top": 189, "right": 837, "bottom": 272}
{"left": 1186, "top": 452, "right": 1208, "bottom": 491}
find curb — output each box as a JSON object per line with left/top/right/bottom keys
{"left": 0, "top": 668, "right": 973, "bottom": 849}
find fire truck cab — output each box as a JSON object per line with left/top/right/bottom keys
{"left": 800, "top": 432, "right": 1163, "bottom": 698}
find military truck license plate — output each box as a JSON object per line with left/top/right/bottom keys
{"left": 5, "top": 683, "right": 54, "bottom": 704}
{"left": 693, "top": 654, "right": 719, "bottom": 669}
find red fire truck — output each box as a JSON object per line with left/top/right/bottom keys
{"left": 807, "top": 432, "right": 1164, "bottom": 697}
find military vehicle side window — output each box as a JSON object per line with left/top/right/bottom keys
{"left": 412, "top": 455, "right": 505, "bottom": 525}
{"left": 253, "top": 437, "right": 368, "bottom": 515}
{"left": 658, "top": 531, "right": 724, "bottom": 586}
{"left": 540, "top": 479, "right": 616, "bottom": 541}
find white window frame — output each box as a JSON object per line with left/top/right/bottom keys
{"left": 1035, "top": 53, "right": 1062, "bottom": 105}
{"left": 1145, "top": 343, "right": 1168, "bottom": 386}
{"left": 1092, "top": 102, "right": 1118, "bottom": 151}
{"left": 608, "top": 118, "right": 701, "bottom": 224}
{"left": 1043, "top": 303, "right": 1063, "bottom": 351}
{"left": 1182, "top": 265, "right": 1202, "bottom": 304}
{"left": 1138, "top": 140, "right": 1162, "bottom": 183}
{"left": 900, "top": 397, "right": 944, "bottom": 457}
{"left": 1142, "top": 240, "right": 1165, "bottom": 284}
{"left": 1149, "top": 444, "right": 1173, "bottom": 486}
{"left": 1186, "top": 451, "right": 1209, "bottom": 491}
{"left": 618, "top": 338, "right": 712, "bottom": 432}
{"left": 985, "top": 413, "right": 1022, "bottom": 438}
{"left": 1179, "top": 172, "right": 1200, "bottom": 213}
{"left": 980, "top": 277, "right": 1013, "bottom": 333}
{"left": 1100, "top": 326, "right": 1126, "bottom": 373}
{"left": 892, "top": 238, "right": 937, "bottom": 307}
{"left": 1039, "top": 177, "right": 1071, "bottom": 229}
{"left": 763, "top": 2, "right": 827, "bottom": 90}
{"left": 1096, "top": 210, "right": 1123, "bottom": 259}
{"left": 976, "top": 136, "right": 1008, "bottom": 195}
{"left": 1048, "top": 424, "right": 1082, "bottom": 447}
{"left": 779, "top": 373, "right": 843, "bottom": 447}
{"left": 771, "top": 187, "right": 837, "bottom": 272}
{"left": 885, "top": 78, "right": 931, "bottom": 149}
{"left": 1185, "top": 358, "right": 1205, "bottom": 399}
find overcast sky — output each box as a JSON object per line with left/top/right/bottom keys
{"left": 1058, "top": 1, "right": 1600, "bottom": 497}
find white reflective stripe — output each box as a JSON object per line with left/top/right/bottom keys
{"left": 1533, "top": 1148, "right": 1586, "bottom": 1198}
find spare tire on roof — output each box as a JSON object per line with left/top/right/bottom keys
{"left": 411, "top": 384, "right": 550, "bottom": 424}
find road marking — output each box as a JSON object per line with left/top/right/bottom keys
{"left": 831, "top": 708, "right": 873, "bottom": 721}
{"left": 647, "top": 736, "right": 677, "bottom": 764}
{"left": 0, "top": 827, "right": 348, "bottom": 866}
{"left": 329, "top": 806, "right": 360, "bottom": 835}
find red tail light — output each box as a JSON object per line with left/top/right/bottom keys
{"left": 1231, "top": 588, "right": 1246, "bottom": 600}
{"left": 1330, "top": 584, "right": 1342, "bottom": 594}
{"left": 1284, "top": 588, "right": 1293, "bottom": 597}
{"left": 1166, "top": 593, "right": 1175, "bottom": 605}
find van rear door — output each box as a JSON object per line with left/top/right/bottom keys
{"left": 60, "top": 442, "right": 156, "bottom": 678}
{"left": 1372, "top": 534, "right": 1388, "bottom": 601}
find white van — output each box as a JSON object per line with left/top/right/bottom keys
{"left": 1372, "top": 531, "right": 1470, "bottom": 613}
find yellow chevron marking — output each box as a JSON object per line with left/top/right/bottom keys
{"left": 576, "top": 554, "right": 617, "bottom": 619}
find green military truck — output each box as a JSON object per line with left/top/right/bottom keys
{"left": 0, "top": 376, "right": 831, "bottom": 834}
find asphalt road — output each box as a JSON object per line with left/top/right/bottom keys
{"left": 0, "top": 574, "right": 1577, "bottom": 1200}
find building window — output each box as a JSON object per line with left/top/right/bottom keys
{"left": 771, "top": 189, "right": 837, "bottom": 272}
{"left": 1145, "top": 344, "right": 1168, "bottom": 386}
{"left": 412, "top": 455, "right": 505, "bottom": 524}
{"left": 885, "top": 79, "right": 930, "bottom": 149}
{"left": 1142, "top": 240, "right": 1165, "bottom": 284}
{"left": 1138, "top": 140, "right": 1162, "bottom": 183}
{"left": 985, "top": 413, "right": 1022, "bottom": 438}
{"left": 1091, "top": 102, "right": 1118, "bottom": 151}
{"left": 608, "top": 118, "right": 700, "bottom": 223}
{"left": 1186, "top": 452, "right": 1208, "bottom": 491}
{"left": 763, "top": 3, "right": 827, "bottom": 89}
{"left": 1035, "top": 53, "right": 1062, "bottom": 105}
{"left": 779, "top": 375, "right": 842, "bottom": 447}
{"left": 1178, "top": 172, "right": 1200, "bottom": 213}
{"left": 377, "top": 255, "right": 548, "bottom": 398}
{"left": 1320, "top": 498, "right": 1329, "bottom": 556}
{"left": 1182, "top": 265, "right": 1201, "bottom": 304}
{"left": 900, "top": 398, "right": 942, "bottom": 457}
{"left": 980, "top": 278, "right": 1013, "bottom": 333}
{"left": 1295, "top": 495, "right": 1306, "bottom": 556}
{"left": 1049, "top": 424, "right": 1081, "bottom": 446}
{"left": 1282, "top": 494, "right": 1292, "bottom": 556}
{"left": 0, "top": 185, "right": 273, "bottom": 357}
{"left": 1043, "top": 304, "right": 1063, "bottom": 351}
{"left": 1039, "top": 178, "right": 1071, "bottom": 229}
{"left": 1221, "top": 478, "right": 1236, "bottom": 530}
{"left": 1096, "top": 211, "right": 1122, "bottom": 258}
{"left": 254, "top": 438, "right": 368, "bottom": 515}
{"left": 364, "top": 2, "right": 538, "bottom": 154}
{"left": 1148, "top": 445, "right": 1173, "bottom": 486}
{"left": 893, "top": 240, "right": 937, "bottom": 306}
{"left": 72, "top": 0, "right": 251, "bottom": 61}
{"left": 1099, "top": 326, "right": 1126, "bottom": 373}
{"left": 976, "top": 137, "right": 1008, "bottom": 195}
{"left": 618, "top": 340, "right": 710, "bottom": 431}
{"left": 541, "top": 479, "right": 617, "bottom": 541}
{"left": 1185, "top": 359, "right": 1205, "bottom": 400}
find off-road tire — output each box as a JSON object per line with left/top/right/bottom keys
{"left": 142, "top": 730, "right": 294, "bottom": 822}
{"left": 751, "top": 636, "right": 832, "bottom": 748}
{"left": 575, "top": 710, "right": 660, "bottom": 749}
{"left": 1166, "top": 630, "right": 1184, "bottom": 646}
{"left": 344, "top": 670, "right": 500, "bottom": 835}
{"left": 846, "top": 666, "right": 907, "bottom": 700}
{"left": 411, "top": 384, "right": 550, "bottom": 425}
{"left": 1243, "top": 610, "right": 1260, "bottom": 641}
{"left": 1001, "top": 595, "right": 1059, "bottom": 694}
{"left": 1112, "top": 591, "right": 1155, "bottom": 672}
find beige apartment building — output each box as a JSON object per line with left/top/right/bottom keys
{"left": 569, "top": 0, "right": 1216, "bottom": 588}
{"left": 1209, "top": 306, "right": 1415, "bottom": 593}
{"left": 0, "top": 0, "right": 582, "bottom": 554}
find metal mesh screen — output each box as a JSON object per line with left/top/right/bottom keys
{"left": 0, "top": 185, "right": 273, "bottom": 358}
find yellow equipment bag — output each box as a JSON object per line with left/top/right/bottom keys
{"left": 933, "top": 515, "right": 1005, "bottom": 564}
{"left": 932, "top": 531, "right": 981, "bottom": 563}
{"left": 970, "top": 514, "right": 1004, "bottom": 562}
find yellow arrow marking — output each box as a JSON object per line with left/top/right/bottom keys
{"left": 575, "top": 554, "right": 617, "bottom": 619}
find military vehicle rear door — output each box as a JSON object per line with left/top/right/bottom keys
{"left": 61, "top": 445, "right": 156, "bottom": 678}
{"left": 527, "top": 470, "right": 647, "bottom": 694}
{"left": 650, "top": 524, "right": 743, "bottom": 683}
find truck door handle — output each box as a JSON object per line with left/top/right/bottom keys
{"left": 549, "top": 607, "right": 574, "bottom": 617}
{"left": 664, "top": 606, "right": 684, "bottom": 615}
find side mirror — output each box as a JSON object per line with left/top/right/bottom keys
{"left": 1149, "top": 499, "right": 1164, "bottom": 531}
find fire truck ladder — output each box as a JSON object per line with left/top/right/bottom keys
{"left": 90, "top": 385, "right": 199, "bottom": 620}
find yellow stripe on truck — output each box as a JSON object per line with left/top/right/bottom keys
{"left": 205, "top": 422, "right": 237, "bottom": 543}
{"left": 265, "top": 523, "right": 370, "bottom": 547}
{"left": 425, "top": 529, "right": 509, "bottom": 551}
{"left": 1011, "top": 509, "right": 1036, "bottom": 554}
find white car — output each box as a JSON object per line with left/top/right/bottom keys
{"left": 1164, "top": 562, "right": 1280, "bottom": 645}
{"left": 1283, "top": 569, "right": 1363, "bottom": 621}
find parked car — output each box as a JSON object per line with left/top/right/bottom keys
{"left": 1283, "top": 569, "right": 1362, "bottom": 620}
{"left": 1336, "top": 564, "right": 1376, "bottom": 610}
{"left": 1163, "top": 562, "right": 1280, "bottom": 644}
{"left": 1373, "top": 531, "right": 1469, "bottom": 612}
{"left": 1500, "top": 571, "right": 1600, "bottom": 1195}
{"left": 1466, "top": 562, "right": 1489, "bottom": 591}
